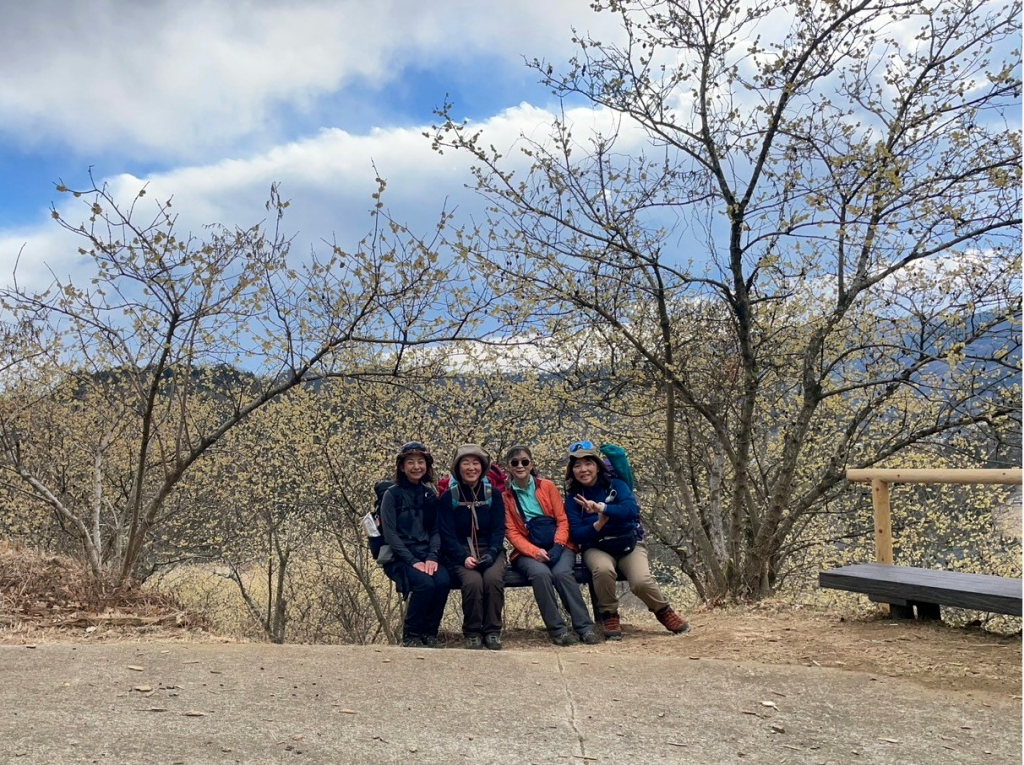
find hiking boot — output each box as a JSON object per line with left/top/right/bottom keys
{"left": 421, "top": 635, "right": 441, "bottom": 648}
{"left": 401, "top": 635, "right": 422, "bottom": 648}
{"left": 465, "top": 634, "right": 484, "bottom": 650}
{"left": 550, "top": 631, "right": 578, "bottom": 647}
{"left": 484, "top": 633, "right": 503, "bottom": 650}
{"left": 656, "top": 606, "right": 690, "bottom": 634}
{"left": 601, "top": 612, "right": 622, "bottom": 641}
{"left": 579, "top": 630, "right": 602, "bottom": 645}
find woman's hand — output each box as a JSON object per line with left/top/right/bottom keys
{"left": 413, "top": 561, "right": 428, "bottom": 574}
{"left": 423, "top": 560, "right": 438, "bottom": 575}
{"left": 575, "top": 495, "right": 605, "bottom": 515}
{"left": 464, "top": 556, "right": 478, "bottom": 569}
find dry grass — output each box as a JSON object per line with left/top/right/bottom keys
{"left": 0, "top": 540, "right": 213, "bottom": 643}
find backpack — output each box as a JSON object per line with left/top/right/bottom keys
{"left": 599, "top": 443, "right": 636, "bottom": 490}
{"left": 437, "top": 464, "right": 505, "bottom": 497}
{"left": 448, "top": 476, "right": 493, "bottom": 509}
{"left": 363, "top": 480, "right": 396, "bottom": 562}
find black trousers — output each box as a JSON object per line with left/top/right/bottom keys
{"left": 387, "top": 562, "right": 451, "bottom": 638}
{"left": 452, "top": 551, "right": 507, "bottom": 636}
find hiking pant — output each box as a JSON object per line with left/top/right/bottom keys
{"left": 583, "top": 541, "right": 668, "bottom": 615}
{"left": 389, "top": 563, "right": 451, "bottom": 639}
{"left": 452, "top": 551, "right": 507, "bottom": 636}
{"left": 514, "top": 552, "right": 595, "bottom": 637}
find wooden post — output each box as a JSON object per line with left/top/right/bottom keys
{"left": 872, "top": 479, "right": 893, "bottom": 565}
{"left": 872, "top": 479, "right": 893, "bottom": 617}
{"left": 847, "top": 468, "right": 1022, "bottom": 485}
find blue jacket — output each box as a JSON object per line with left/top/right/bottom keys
{"left": 565, "top": 477, "right": 644, "bottom": 548}
{"left": 438, "top": 480, "right": 507, "bottom": 567}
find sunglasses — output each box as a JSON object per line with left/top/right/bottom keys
{"left": 400, "top": 441, "right": 428, "bottom": 454}
{"left": 568, "top": 440, "right": 595, "bottom": 453}
{"left": 509, "top": 459, "right": 531, "bottom": 468}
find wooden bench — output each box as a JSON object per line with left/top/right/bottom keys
{"left": 392, "top": 556, "right": 620, "bottom": 622}
{"left": 819, "top": 562, "right": 1022, "bottom": 619}
{"left": 822, "top": 468, "right": 1023, "bottom": 621}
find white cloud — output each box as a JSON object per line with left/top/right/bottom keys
{"left": 0, "top": 0, "right": 620, "bottom": 160}
{"left": 1, "top": 99, "right": 641, "bottom": 290}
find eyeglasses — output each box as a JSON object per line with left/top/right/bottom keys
{"left": 568, "top": 440, "right": 595, "bottom": 453}
{"left": 400, "top": 441, "right": 428, "bottom": 454}
{"left": 509, "top": 459, "right": 531, "bottom": 468}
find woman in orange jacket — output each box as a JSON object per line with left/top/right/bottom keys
{"left": 502, "top": 445, "right": 600, "bottom": 645}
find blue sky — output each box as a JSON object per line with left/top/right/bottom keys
{"left": 3, "top": 0, "right": 1017, "bottom": 302}
{"left": 0, "top": 0, "right": 620, "bottom": 289}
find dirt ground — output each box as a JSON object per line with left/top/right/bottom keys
{"left": 502, "top": 603, "right": 1022, "bottom": 699}
{"left": 3, "top": 602, "right": 1019, "bottom": 701}
{"left": 2, "top": 542, "right": 1019, "bottom": 701}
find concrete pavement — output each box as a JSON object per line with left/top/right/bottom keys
{"left": 1, "top": 642, "right": 1019, "bottom": 764}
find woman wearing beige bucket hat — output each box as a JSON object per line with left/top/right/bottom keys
{"left": 438, "top": 444, "right": 508, "bottom": 650}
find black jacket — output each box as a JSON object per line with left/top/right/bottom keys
{"left": 380, "top": 478, "right": 442, "bottom": 566}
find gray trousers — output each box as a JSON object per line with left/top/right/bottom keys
{"left": 513, "top": 553, "right": 595, "bottom": 636}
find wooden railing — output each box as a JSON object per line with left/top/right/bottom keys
{"left": 846, "top": 468, "right": 1023, "bottom": 565}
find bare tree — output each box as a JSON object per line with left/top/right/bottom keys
{"left": 434, "top": 0, "right": 1022, "bottom": 600}
{"left": 0, "top": 178, "right": 503, "bottom": 581}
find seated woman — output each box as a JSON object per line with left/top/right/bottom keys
{"left": 439, "top": 444, "right": 508, "bottom": 650}
{"left": 503, "top": 445, "right": 600, "bottom": 646}
{"left": 564, "top": 441, "right": 689, "bottom": 640}
{"left": 379, "top": 441, "right": 451, "bottom": 648}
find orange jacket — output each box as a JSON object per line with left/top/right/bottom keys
{"left": 503, "top": 477, "right": 575, "bottom": 561}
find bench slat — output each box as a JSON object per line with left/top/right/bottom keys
{"left": 819, "top": 563, "right": 1022, "bottom": 617}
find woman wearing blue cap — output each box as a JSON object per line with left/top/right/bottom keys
{"left": 564, "top": 440, "right": 689, "bottom": 640}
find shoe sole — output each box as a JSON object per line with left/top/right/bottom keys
{"left": 661, "top": 622, "right": 690, "bottom": 634}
